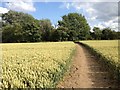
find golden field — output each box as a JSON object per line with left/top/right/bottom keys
{"left": 1, "top": 42, "right": 76, "bottom": 88}
{"left": 80, "top": 40, "right": 118, "bottom": 64}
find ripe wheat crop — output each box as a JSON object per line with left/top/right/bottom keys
{"left": 80, "top": 40, "right": 118, "bottom": 64}
{"left": 1, "top": 42, "right": 76, "bottom": 88}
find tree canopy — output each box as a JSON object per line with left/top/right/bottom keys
{"left": 2, "top": 10, "right": 42, "bottom": 42}
{"left": 58, "top": 13, "right": 91, "bottom": 40}
{"left": 1, "top": 10, "right": 119, "bottom": 43}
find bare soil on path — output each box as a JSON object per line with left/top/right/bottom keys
{"left": 57, "top": 44, "right": 119, "bottom": 88}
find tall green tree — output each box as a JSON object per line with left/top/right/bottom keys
{"left": 58, "top": 13, "right": 90, "bottom": 40}
{"left": 2, "top": 10, "right": 42, "bottom": 42}
{"left": 101, "top": 28, "right": 116, "bottom": 40}
{"left": 22, "top": 22, "right": 42, "bottom": 42}
{"left": 92, "top": 27, "right": 102, "bottom": 40}
{"left": 56, "top": 26, "right": 69, "bottom": 41}
{"left": 39, "top": 19, "right": 53, "bottom": 41}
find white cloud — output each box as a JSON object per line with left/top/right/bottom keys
{"left": 59, "top": 2, "right": 70, "bottom": 9}
{"left": 61, "top": 2, "right": 118, "bottom": 31}
{"left": 5, "top": 0, "right": 36, "bottom": 12}
{"left": 0, "top": 7, "right": 9, "bottom": 14}
{"left": 94, "top": 22, "right": 106, "bottom": 29}
{"left": 94, "top": 17, "right": 118, "bottom": 31}
{"left": 94, "top": 22, "right": 118, "bottom": 31}
{"left": 66, "top": 3, "right": 70, "bottom": 9}
{"left": 104, "top": 17, "right": 118, "bottom": 31}
{"left": 63, "top": 2, "right": 118, "bottom": 21}
{"left": 1, "top": 0, "right": 120, "bottom": 2}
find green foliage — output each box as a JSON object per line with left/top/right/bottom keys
{"left": 68, "top": 30, "right": 78, "bottom": 41}
{"left": 22, "top": 22, "right": 42, "bottom": 42}
{"left": 92, "top": 27, "right": 102, "bottom": 40}
{"left": 51, "top": 29, "right": 62, "bottom": 41}
{"left": 2, "top": 10, "right": 42, "bottom": 42}
{"left": 58, "top": 13, "right": 90, "bottom": 40}
{"left": 56, "top": 26, "right": 69, "bottom": 41}
{"left": 101, "top": 28, "right": 117, "bottom": 40}
{"left": 2, "top": 10, "right": 35, "bottom": 26}
{"left": 39, "top": 19, "right": 53, "bottom": 41}
{"left": 91, "top": 27, "right": 119, "bottom": 40}
{"left": 1, "top": 10, "right": 119, "bottom": 43}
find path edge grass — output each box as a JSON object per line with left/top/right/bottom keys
{"left": 55, "top": 45, "right": 77, "bottom": 87}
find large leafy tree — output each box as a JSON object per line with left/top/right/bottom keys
{"left": 22, "top": 21, "right": 42, "bottom": 42}
{"left": 2, "top": 10, "right": 42, "bottom": 42}
{"left": 58, "top": 13, "right": 90, "bottom": 40}
{"left": 39, "top": 19, "right": 53, "bottom": 41}
{"left": 92, "top": 27, "right": 102, "bottom": 40}
{"left": 101, "top": 28, "right": 117, "bottom": 40}
{"left": 2, "top": 23, "right": 24, "bottom": 42}
{"left": 56, "top": 26, "right": 69, "bottom": 41}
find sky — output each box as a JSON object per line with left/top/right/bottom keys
{"left": 0, "top": 0, "right": 119, "bottom": 31}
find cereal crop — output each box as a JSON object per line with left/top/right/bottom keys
{"left": 1, "top": 42, "right": 76, "bottom": 88}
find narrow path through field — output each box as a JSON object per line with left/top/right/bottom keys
{"left": 57, "top": 43, "right": 119, "bottom": 88}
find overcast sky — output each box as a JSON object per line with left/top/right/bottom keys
{"left": 0, "top": 0, "right": 119, "bottom": 31}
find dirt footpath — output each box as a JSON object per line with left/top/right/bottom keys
{"left": 57, "top": 44, "right": 119, "bottom": 88}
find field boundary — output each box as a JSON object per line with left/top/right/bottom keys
{"left": 74, "top": 41, "right": 120, "bottom": 85}
{"left": 55, "top": 46, "right": 77, "bottom": 87}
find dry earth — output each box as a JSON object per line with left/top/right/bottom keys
{"left": 57, "top": 44, "right": 120, "bottom": 88}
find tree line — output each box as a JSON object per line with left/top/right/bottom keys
{"left": 1, "top": 10, "right": 119, "bottom": 43}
